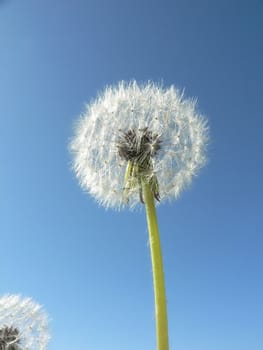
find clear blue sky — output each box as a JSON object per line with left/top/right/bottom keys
{"left": 1, "top": 1, "right": 263, "bottom": 349}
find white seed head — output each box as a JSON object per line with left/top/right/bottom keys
{"left": 0, "top": 295, "right": 50, "bottom": 350}
{"left": 70, "top": 81, "right": 209, "bottom": 209}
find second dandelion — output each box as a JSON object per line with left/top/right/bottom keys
{"left": 0, "top": 294, "right": 50, "bottom": 350}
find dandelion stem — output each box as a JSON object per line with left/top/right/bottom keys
{"left": 143, "top": 181, "right": 169, "bottom": 350}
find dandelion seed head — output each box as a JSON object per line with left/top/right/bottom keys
{"left": 70, "top": 81, "right": 209, "bottom": 209}
{"left": 0, "top": 295, "right": 50, "bottom": 350}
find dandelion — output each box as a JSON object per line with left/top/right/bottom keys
{"left": 0, "top": 295, "right": 50, "bottom": 350}
{"left": 70, "top": 81, "right": 208, "bottom": 209}
{"left": 70, "top": 81, "right": 209, "bottom": 350}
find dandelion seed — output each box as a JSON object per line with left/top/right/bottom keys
{"left": 0, "top": 295, "right": 50, "bottom": 350}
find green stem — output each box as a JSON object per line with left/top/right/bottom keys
{"left": 143, "top": 181, "right": 169, "bottom": 350}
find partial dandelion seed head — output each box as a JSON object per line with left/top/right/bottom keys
{"left": 70, "top": 81, "right": 209, "bottom": 209}
{"left": 0, "top": 295, "right": 50, "bottom": 350}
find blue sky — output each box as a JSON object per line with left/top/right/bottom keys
{"left": 0, "top": 0, "right": 263, "bottom": 349}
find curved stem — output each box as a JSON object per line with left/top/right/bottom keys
{"left": 143, "top": 181, "right": 169, "bottom": 350}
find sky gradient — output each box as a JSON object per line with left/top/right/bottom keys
{"left": 1, "top": 1, "right": 263, "bottom": 349}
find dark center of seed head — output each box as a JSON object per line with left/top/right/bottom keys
{"left": 0, "top": 326, "right": 20, "bottom": 349}
{"left": 117, "top": 127, "right": 161, "bottom": 165}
